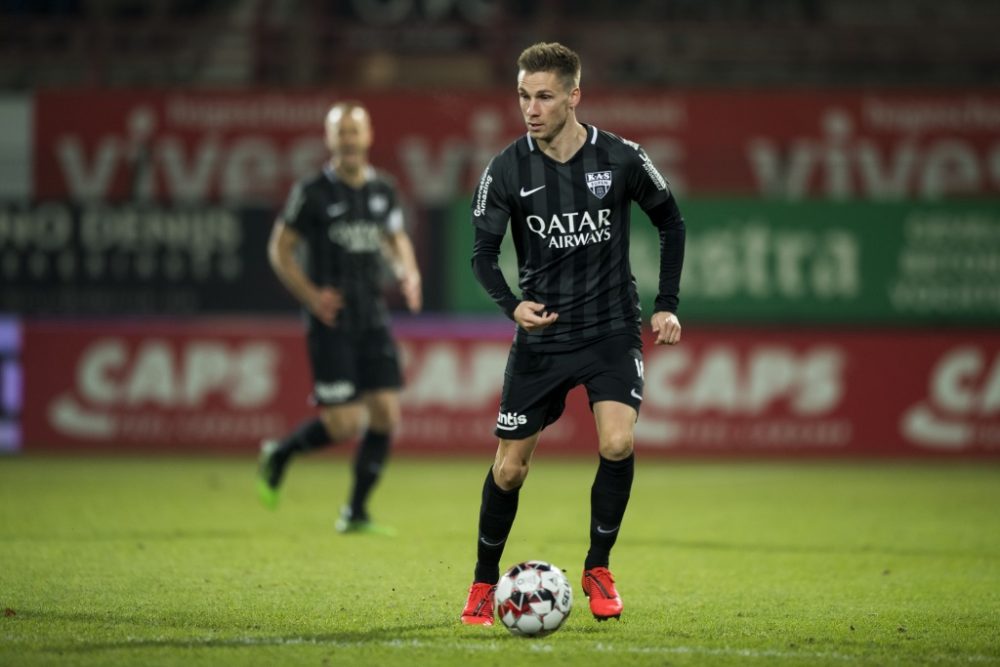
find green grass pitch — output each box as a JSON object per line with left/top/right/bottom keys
{"left": 2, "top": 454, "right": 999, "bottom": 666}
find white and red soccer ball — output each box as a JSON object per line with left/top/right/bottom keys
{"left": 495, "top": 560, "right": 573, "bottom": 637}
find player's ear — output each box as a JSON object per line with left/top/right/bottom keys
{"left": 362, "top": 114, "right": 374, "bottom": 146}
{"left": 568, "top": 86, "right": 581, "bottom": 110}
{"left": 358, "top": 107, "right": 374, "bottom": 146}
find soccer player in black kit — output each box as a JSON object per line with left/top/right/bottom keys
{"left": 460, "top": 43, "right": 685, "bottom": 624}
{"left": 258, "top": 101, "right": 422, "bottom": 535}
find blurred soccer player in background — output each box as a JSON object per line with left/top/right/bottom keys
{"left": 258, "top": 101, "right": 422, "bottom": 535}
{"left": 460, "top": 42, "right": 686, "bottom": 624}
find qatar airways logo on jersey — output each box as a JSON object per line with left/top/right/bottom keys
{"left": 328, "top": 222, "right": 383, "bottom": 252}
{"left": 526, "top": 209, "right": 612, "bottom": 249}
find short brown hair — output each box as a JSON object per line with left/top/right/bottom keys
{"left": 517, "top": 42, "right": 581, "bottom": 90}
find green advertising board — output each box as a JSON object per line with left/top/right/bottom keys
{"left": 448, "top": 198, "right": 1000, "bottom": 325}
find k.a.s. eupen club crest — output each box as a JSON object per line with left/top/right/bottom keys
{"left": 585, "top": 171, "right": 612, "bottom": 198}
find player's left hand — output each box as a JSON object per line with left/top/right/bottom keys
{"left": 514, "top": 301, "right": 559, "bottom": 332}
{"left": 401, "top": 271, "right": 423, "bottom": 313}
{"left": 651, "top": 311, "right": 681, "bottom": 345}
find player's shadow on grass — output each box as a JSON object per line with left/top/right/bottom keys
{"left": 540, "top": 533, "right": 988, "bottom": 558}
{"left": 16, "top": 608, "right": 456, "bottom": 652}
{"left": 638, "top": 537, "right": 992, "bottom": 559}
{"left": 57, "top": 629, "right": 451, "bottom": 653}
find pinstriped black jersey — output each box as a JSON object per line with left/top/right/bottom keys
{"left": 472, "top": 125, "right": 674, "bottom": 349}
{"left": 281, "top": 164, "right": 404, "bottom": 332}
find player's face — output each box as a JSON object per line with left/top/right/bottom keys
{"left": 325, "top": 107, "right": 373, "bottom": 170}
{"left": 518, "top": 70, "right": 579, "bottom": 143}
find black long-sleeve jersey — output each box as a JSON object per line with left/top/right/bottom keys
{"left": 281, "top": 164, "right": 404, "bottom": 332}
{"left": 471, "top": 125, "right": 685, "bottom": 351}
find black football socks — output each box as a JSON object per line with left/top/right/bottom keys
{"left": 474, "top": 467, "right": 521, "bottom": 584}
{"left": 585, "top": 453, "right": 635, "bottom": 570}
{"left": 269, "top": 418, "right": 331, "bottom": 486}
{"left": 347, "top": 430, "right": 391, "bottom": 521}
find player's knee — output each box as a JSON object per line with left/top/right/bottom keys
{"left": 598, "top": 432, "right": 634, "bottom": 460}
{"left": 367, "top": 406, "right": 401, "bottom": 434}
{"left": 494, "top": 460, "right": 529, "bottom": 490}
{"left": 370, "top": 415, "right": 400, "bottom": 434}
{"left": 319, "top": 408, "right": 364, "bottom": 442}
{"left": 365, "top": 392, "right": 402, "bottom": 434}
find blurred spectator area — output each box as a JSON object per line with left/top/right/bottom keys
{"left": 1, "top": 0, "right": 999, "bottom": 89}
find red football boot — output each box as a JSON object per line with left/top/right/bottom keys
{"left": 582, "top": 567, "right": 623, "bottom": 620}
{"left": 460, "top": 582, "right": 496, "bottom": 626}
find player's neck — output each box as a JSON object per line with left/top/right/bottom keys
{"left": 537, "top": 120, "right": 587, "bottom": 163}
{"left": 330, "top": 158, "right": 368, "bottom": 188}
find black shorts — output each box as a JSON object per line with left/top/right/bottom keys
{"left": 306, "top": 326, "right": 403, "bottom": 405}
{"left": 494, "top": 333, "right": 644, "bottom": 439}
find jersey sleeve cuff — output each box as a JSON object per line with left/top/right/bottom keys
{"left": 501, "top": 298, "right": 520, "bottom": 321}
{"left": 654, "top": 296, "right": 678, "bottom": 314}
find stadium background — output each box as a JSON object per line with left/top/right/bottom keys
{"left": 1, "top": 0, "right": 998, "bottom": 458}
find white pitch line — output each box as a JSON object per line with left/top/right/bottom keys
{"left": 100, "top": 635, "right": 998, "bottom": 663}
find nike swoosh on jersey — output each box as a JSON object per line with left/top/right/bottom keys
{"left": 326, "top": 202, "right": 350, "bottom": 217}
{"left": 630, "top": 389, "right": 643, "bottom": 401}
{"left": 519, "top": 185, "right": 546, "bottom": 197}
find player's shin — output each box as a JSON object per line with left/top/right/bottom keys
{"left": 348, "top": 430, "right": 391, "bottom": 520}
{"left": 474, "top": 467, "right": 521, "bottom": 584}
{"left": 269, "top": 418, "right": 332, "bottom": 485}
{"left": 585, "top": 453, "right": 634, "bottom": 569}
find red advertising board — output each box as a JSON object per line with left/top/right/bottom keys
{"left": 32, "top": 89, "right": 1000, "bottom": 205}
{"left": 20, "top": 318, "right": 1000, "bottom": 457}
{"left": 20, "top": 319, "right": 314, "bottom": 452}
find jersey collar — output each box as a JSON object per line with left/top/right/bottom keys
{"left": 323, "top": 163, "right": 376, "bottom": 185}
{"left": 525, "top": 124, "right": 598, "bottom": 153}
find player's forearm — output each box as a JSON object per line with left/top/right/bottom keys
{"left": 655, "top": 226, "right": 685, "bottom": 313}
{"left": 650, "top": 198, "right": 686, "bottom": 314}
{"left": 387, "top": 232, "right": 421, "bottom": 282}
{"left": 472, "top": 227, "right": 520, "bottom": 320}
{"left": 272, "top": 255, "right": 320, "bottom": 308}
{"left": 268, "top": 227, "right": 319, "bottom": 308}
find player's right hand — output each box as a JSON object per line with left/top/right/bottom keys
{"left": 310, "top": 287, "right": 344, "bottom": 327}
{"left": 514, "top": 301, "right": 559, "bottom": 332}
